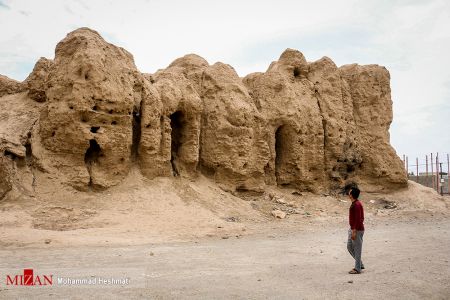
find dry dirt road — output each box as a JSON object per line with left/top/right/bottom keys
{"left": 1, "top": 217, "right": 449, "bottom": 300}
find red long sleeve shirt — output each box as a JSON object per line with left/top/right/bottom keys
{"left": 349, "top": 200, "right": 365, "bottom": 231}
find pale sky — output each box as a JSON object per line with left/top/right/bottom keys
{"left": 1, "top": 0, "right": 449, "bottom": 169}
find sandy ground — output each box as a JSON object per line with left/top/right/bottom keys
{"left": 0, "top": 172, "right": 449, "bottom": 299}
{"left": 1, "top": 167, "right": 448, "bottom": 249}
{"left": 0, "top": 215, "right": 449, "bottom": 299}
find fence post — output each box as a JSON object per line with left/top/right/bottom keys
{"left": 448, "top": 153, "right": 449, "bottom": 195}
{"left": 436, "top": 153, "right": 440, "bottom": 193}
{"left": 426, "top": 155, "right": 429, "bottom": 187}
{"left": 431, "top": 153, "right": 434, "bottom": 190}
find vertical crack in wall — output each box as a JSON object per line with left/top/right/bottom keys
{"left": 274, "top": 125, "right": 285, "bottom": 185}
{"left": 159, "top": 116, "right": 165, "bottom": 154}
{"left": 314, "top": 84, "right": 329, "bottom": 182}
{"left": 197, "top": 70, "right": 207, "bottom": 174}
{"left": 26, "top": 120, "right": 38, "bottom": 191}
{"left": 131, "top": 104, "right": 142, "bottom": 161}
{"left": 131, "top": 82, "right": 143, "bottom": 162}
{"left": 170, "top": 111, "right": 184, "bottom": 176}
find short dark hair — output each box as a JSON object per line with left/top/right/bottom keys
{"left": 342, "top": 182, "right": 359, "bottom": 195}
{"left": 349, "top": 187, "right": 360, "bottom": 199}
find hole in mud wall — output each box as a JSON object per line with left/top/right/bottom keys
{"left": 275, "top": 125, "right": 289, "bottom": 185}
{"left": 131, "top": 107, "right": 141, "bottom": 160}
{"left": 236, "top": 185, "right": 249, "bottom": 192}
{"left": 4, "top": 150, "right": 17, "bottom": 160}
{"left": 25, "top": 142, "right": 32, "bottom": 160}
{"left": 85, "top": 139, "right": 102, "bottom": 165}
{"left": 84, "top": 139, "right": 102, "bottom": 186}
{"left": 293, "top": 67, "right": 301, "bottom": 77}
{"left": 90, "top": 127, "right": 100, "bottom": 133}
{"left": 346, "top": 165, "right": 355, "bottom": 173}
{"left": 170, "top": 111, "right": 184, "bottom": 176}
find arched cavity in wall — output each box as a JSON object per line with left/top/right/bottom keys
{"left": 131, "top": 106, "right": 141, "bottom": 161}
{"left": 274, "top": 124, "right": 296, "bottom": 187}
{"left": 170, "top": 111, "right": 185, "bottom": 176}
{"left": 84, "top": 139, "right": 102, "bottom": 186}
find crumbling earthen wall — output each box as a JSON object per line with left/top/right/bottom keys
{"left": 0, "top": 27, "right": 407, "bottom": 198}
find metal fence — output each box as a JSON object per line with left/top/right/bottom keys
{"left": 402, "top": 153, "right": 449, "bottom": 195}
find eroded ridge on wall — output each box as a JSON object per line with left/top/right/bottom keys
{"left": 0, "top": 28, "right": 407, "bottom": 199}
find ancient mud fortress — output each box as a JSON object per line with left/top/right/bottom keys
{"left": 0, "top": 28, "right": 407, "bottom": 198}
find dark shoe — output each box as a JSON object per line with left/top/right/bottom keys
{"left": 361, "top": 266, "right": 365, "bottom": 270}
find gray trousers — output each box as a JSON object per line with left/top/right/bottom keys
{"left": 347, "top": 229, "right": 364, "bottom": 272}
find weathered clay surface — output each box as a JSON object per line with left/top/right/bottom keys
{"left": 23, "top": 57, "right": 53, "bottom": 102}
{"left": 37, "top": 28, "right": 153, "bottom": 190}
{"left": 339, "top": 64, "right": 407, "bottom": 190}
{"left": 244, "top": 49, "right": 326, "bottom": 192}
{"left": 0, "top": 75, "right": 24, "bottom": 97}
{"left": 0, "top": 28, "right": 407, "bottom": 199}
{"left": 0, "top": 156, "right": 13, "bottom": 199}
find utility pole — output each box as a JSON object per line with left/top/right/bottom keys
{"left": 416, "top": 157, "right": 419, "bottom": 183}
{"left": 448, "top": 153, "right": 449, "bottom": 195}
{"left": 406, "top": 156, "right": 409, "bottom": 178}
{"left": 440, "top": 162, "right": 444, "bottom": 196}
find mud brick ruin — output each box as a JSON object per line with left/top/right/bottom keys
{"left": 0, "top": 28, "right": 407, "bottom": 199}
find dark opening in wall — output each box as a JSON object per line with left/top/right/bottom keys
{"left": 236, "top": 185, "right": 249, "bottom": 192}
{"left": 85, "top": 139, "right": 101, "bottom": 165}
{"left": 25, "top": 142, "right": 32, "bottom": 160}
{"left": 293, "top": 67, "right": 301, "bottom": 77}
{"left": 347, "top": 165, "right": 355, "bottom": 173}
{"left": 84, "top": 139, "right": 102, "bottom": 186}
{"left": 275, "top": 125, "right": 287, "bottom": 185}
{"left": 170, "top": 111, "right": 184, "bottom": 176}
{"left": 131, "top": 107, "right": 141, "bottom": 161}
{"left": 4, "top": 150, "right": 17, "bottom": 160}
{"left": 90, "top": 127, "right": 100, "bottom": 133}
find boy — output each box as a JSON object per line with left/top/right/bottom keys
{"left": 347, "top": 186, "right": 365, "bottom": 274}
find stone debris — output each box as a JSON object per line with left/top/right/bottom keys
{"left": 275, "top": 198, "right": 287, "bottom": 204}
{"left": 272, "top": 209, "right": 287, "bottom": 219}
